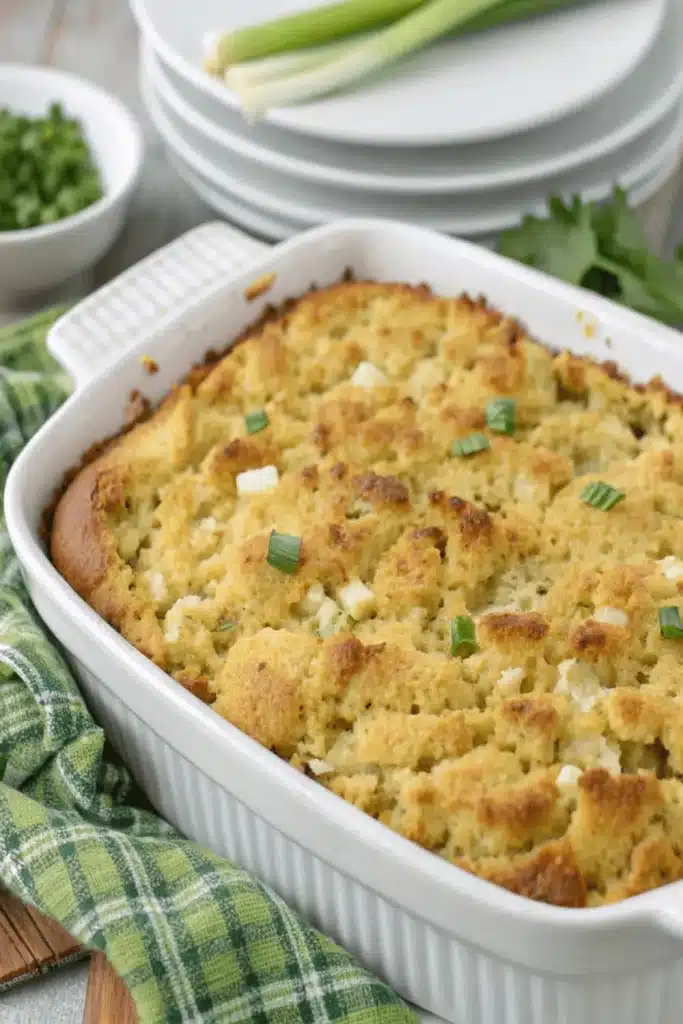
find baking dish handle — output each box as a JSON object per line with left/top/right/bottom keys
{"left": 47, "top": 222, "right": 270, "bottom": 388}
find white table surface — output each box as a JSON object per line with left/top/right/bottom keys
{"left": 2, "top": 2, "right": 683, "bottom": 1021}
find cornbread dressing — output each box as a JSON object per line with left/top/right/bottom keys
{"left": 51, "top": 281, "right": 683, "bottom": 908}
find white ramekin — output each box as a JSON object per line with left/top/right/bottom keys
{"left": 0, "top": 64, "right": 143, "bottom": 297}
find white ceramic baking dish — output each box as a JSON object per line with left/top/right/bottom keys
{"left": 7, "top": 220, "right": 683, "bottom": 1024}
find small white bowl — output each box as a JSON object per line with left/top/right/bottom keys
{"left": 0, "top": 65, "right": 143, "bottom": 297}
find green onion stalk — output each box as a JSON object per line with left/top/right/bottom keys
{"left": 227, "top": 0, "right": 512, "bottom": 116}
{"left": 204, "top": 0, "right": 586, "bottom": 77}
{"left": 204, "top": 0, "right": 420, "bottom": 71}
{"left": 224, "top": 35, "right": 376, "bottom": 91}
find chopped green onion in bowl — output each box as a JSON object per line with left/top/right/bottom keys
{"left": 0, "top": 102, "right": 102, "bottom": 232}
{"left": 580, "top": 481, "right": 625, "bottom": 511}
{"left": 451, "top": 432, "right": 490, "bottom": 458}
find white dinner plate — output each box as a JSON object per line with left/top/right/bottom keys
{"left": 169, "top": 152, "right": 295, "bottom": 241}
{"left": 144, "top": 0, "right": 683, "bottom": 195}
{"left": 143, "top": 61, "right": 683, "bottom": 236}
{"left": 166, "top": 154, "right": 500, "bottom": 246}
{"left": 167, "top": 120, "right": 681, "bottom": 243}
{"left": 131, "top": 0, "right": 666, "bottom": 147}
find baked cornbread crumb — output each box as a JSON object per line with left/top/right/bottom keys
{"left": 51, "top": 281, "right": 683, "bottom": 908}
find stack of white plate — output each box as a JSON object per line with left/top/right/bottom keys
{"left": 131, "top": 0, "right": 683, "bottom": 242}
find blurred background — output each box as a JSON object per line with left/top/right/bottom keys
{"left": 0, "top": 0, "right": 208, "bottom": 323}
{"left": 2, "top": 0, "right": 683, "bottom": 327}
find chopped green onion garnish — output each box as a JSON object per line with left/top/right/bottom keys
{"left": 217, "top": 620, "right": 236, "bottom": 632}
{"left": 245, "top": 409, "right": 269, "bottom": 434}
{"left": 580, "top": 481, "right": 625, "bottom": 511}
{"left": 0, "top": 104, "right": 103, "bottom": 232}
{"left": 450, "top": 616, "right": 477, "bottom": 658}
{"left": 451, "top": 432, "right": 490, "bottom": 458}
{"left": 659, "top": 607, "right": 683, "bottom": 639}
{"left": 486, "top": 397, "right": 516, "bottom": 435}
{"left": 267, "top": 531, "right": 302, "bottom": 574}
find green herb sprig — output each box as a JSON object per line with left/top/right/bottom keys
{"left": 498, "top": 188, "right": 683, "bottom": 328}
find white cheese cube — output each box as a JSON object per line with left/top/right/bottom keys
{"left": 236, "top": 465, "right": 279, "bottom": 496}
{"left": 164, "top": 595, "right": 202, "bottom": 643}
{"left": 496, "top": 667, "right": 524, "bottom": 692}
{"left": 594, "top": 606, "right": 628, "bottom": 628}
{"left": 658, "top": 555, "right": 683, "bottom": 580}
{"left": 554, "top": 659, "right": 605, "bottom": 713}
{"left": 596, "top": 740, "right": 622, "bottom": 775}
{"left": 197, "top": 517, "right": 219, "bottom": 532}
{"left": 562, "top": 737, "right": 621, "bottom": 776}
{"left": 338, "top": 579, "right": 376, "bottom": 620}
{"left": 145, "top": 571, "right": 167, "bottom": 602}
{"left": 351, "top": 361, "right": 387, "bottom": 388}
{"left": 513, "top": 476, "right": 536, "bottom": 503}
{"left": 301, "top": 584, "right": 326, "bottom": 615}
{"left": 317, "top": 598, "right": 343, "bottom": 638}
{"left": 556, "top": 764, "right": 581, "bottom": 789}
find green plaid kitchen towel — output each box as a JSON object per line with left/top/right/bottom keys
{"left": 0, "top": 308, "right": 417, "bottom": 1024}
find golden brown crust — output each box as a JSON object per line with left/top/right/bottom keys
{"left": 477, "top": 839, "right": 588, "bottom": 908}
{"left": 50, "top": 278, "right": 683, "bottom": 908}
{"left": 569, "top": 620, "right": 624, "bottom": 659}
{"left": 480, "top": 612, "right": 549, "bottom": 643}
{"left": 51, "top": 460, "right": 111, "bottom": 601}
{"left": 213, "top": 631, "right": 314, "bottom": 754}
{"left": 352, "top": 471, "right": 410, "bottom": 507}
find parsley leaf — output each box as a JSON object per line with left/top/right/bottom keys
{"left": 584, "top": 256, "right": 683, "bottom": 325}
{"left": 589, "top": 187, "right": 648, "bottom": 270}
{"left": 498, "top": 196, "right": 597, "bottom": 285}
{"left": 498, "top": 188, "right": 683, "bottom": 327}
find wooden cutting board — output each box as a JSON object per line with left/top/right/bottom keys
{"left": 0, "top": 889, "right": 82, "bottom": 988}
{"left": 0, "top": 890, "right": 137, "bottom": 1022}
{"left": 83, "top": 953, "right": 138, "bottom": 1024}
